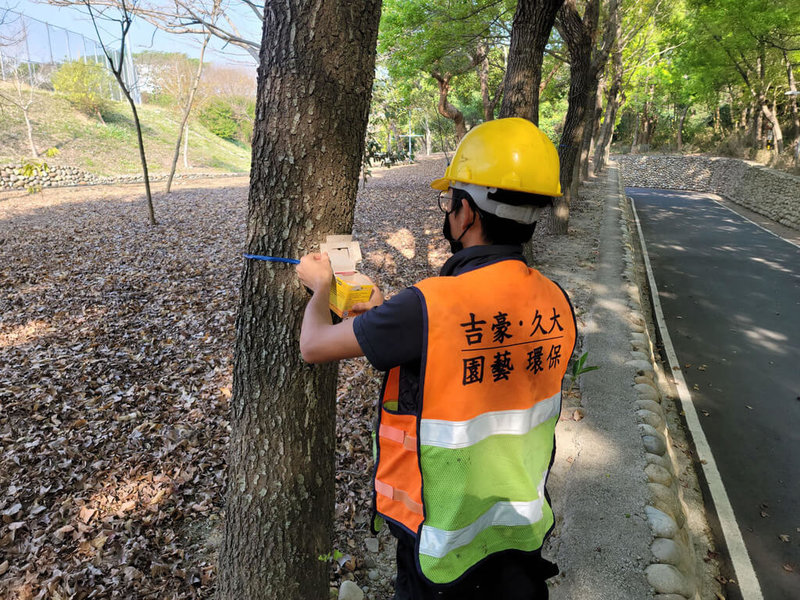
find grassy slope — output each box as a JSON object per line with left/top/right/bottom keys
{"left": 0, "top": 82, "right": 251, "bottom": 177}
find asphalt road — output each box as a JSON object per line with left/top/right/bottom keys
{"left": 627, "top": 187, "right": 800, "bottom": 600}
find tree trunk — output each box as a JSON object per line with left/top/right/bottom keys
{"left": 630, "top": 111, "right": 641, "bottom": 153}
{"left": 677, "top": 105, "right": 689, "bottom": 151}
{"left": 117, "top": 81, "right": 155, "bottom": 225}
{"left": 540, "top": 60, "right": 562, "bottom": 95}
{"left": 552, "top": 0, "right": 598, "bottom": 235}
{"left": 784, "top": 49, "right": 799, "bottom": 143}
{"left": 593, "top": 92, "right": 618, "bottom": 174}
{"left": 644, "top": 115, "right": 658, "bottom": 147}
{"left": 588, "top": 76, "right": 604, "bottom": 156}
{"left": 424, "top": 115, "right": 432, "bottom": 155}
{"left": 217, "top": 2, "right": 380, "bottom": 599}
{"left": 8, "top": 69, "right": 39, "bottom": 158}
{"left": 22, "top": 107, "right": 38, "bottom": 159}
{"left": 593, "top": 29, "right": 622, "bottom": 175}
{"left": 478, "top": 42, "right": 494, "bottom": 121}
{"left": 167, "top": 34, "right": 209, "bottom": 194}
{"left": 498, "top": 0, "right": 564, "bottom": 123}
{"left": 760, "top": 99, "right": 784, "bottom": 154}
{"left": 183, "top": 123, "right": 189, "bottom": 168}
{"left": 579, "top": 75, "right": 602, "bottom": 181}
{"left": 593, "top": 93, "right": 618, "bottom": 174}
{"left": 751, "top": 99, "right": 763, "bottom": 149}
{"left": 390, "top": 122, "right": 402, "bottom": 154}
{"left": 433, "top": 72, "right": 467, "bottom": 141}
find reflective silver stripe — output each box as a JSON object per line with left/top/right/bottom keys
{"left": 419, "top": 392, "right": 560, "bottom": 449}
{"left": 419, "top": 472, "right": 548, "bottom": 559}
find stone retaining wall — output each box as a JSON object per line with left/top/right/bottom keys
{"left": 0, "top": 164, "right": 247, "bottom": 190}
{"left": 615, "top": 155, "right": 799, "bottom": 230}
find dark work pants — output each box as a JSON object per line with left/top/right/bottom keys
{"left": 390, "top": 523, "right": 557, "bottom": 600}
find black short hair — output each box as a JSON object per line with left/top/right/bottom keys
{"left": 452, "top": 187, "right": 552, "bottom": 245}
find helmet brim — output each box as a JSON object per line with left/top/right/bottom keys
{"left": 430, "top": 177, "right": 450, "bottom": 191}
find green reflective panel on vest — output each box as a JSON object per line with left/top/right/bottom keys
{"left": 418, "top": 512, "right": 554, "bottom": 584}
{"left": 419, "top": 416, "right": 557, "bottom": 531}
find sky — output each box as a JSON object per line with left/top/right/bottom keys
{"left": 1, "top": 0, "right": 260, "bottom": 67}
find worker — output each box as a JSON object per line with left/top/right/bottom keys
{"left": 297, "top": 117, "right": 577, "bottom": 599}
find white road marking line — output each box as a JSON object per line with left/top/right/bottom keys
{"left": 709, "top": 196, "right": 800, "bottom": 250}
{"left": 630, "top": 197, "right": 764, "bottom": 600}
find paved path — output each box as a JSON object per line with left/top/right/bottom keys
{"left": 548, "top": 170, "right": 653, "bottom": 599}
{"left": 628, "top": 187, "right": 800, "bottom": 600}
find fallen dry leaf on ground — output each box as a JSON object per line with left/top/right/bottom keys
{"left": 1, "top": 157, "right": 601, "bottom": 599}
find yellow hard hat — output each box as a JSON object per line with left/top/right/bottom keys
{"left": 431, "top": 117, "right": 561, "bottom": 197}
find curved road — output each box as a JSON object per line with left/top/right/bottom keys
{"left": 628, "top": 187, "right": 800, "bottom": 600}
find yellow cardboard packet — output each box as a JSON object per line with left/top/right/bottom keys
{"left": 320, "top": 235, "right": 373, "bottom": 318}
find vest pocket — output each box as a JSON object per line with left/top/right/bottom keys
{"left": 374, "top": 406, "right": 424, "bottom": 532}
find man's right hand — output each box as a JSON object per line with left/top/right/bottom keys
{"left": 296, "top": 252, "right": 334, "bottom": 294}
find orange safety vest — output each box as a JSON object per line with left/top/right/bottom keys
{"left": 373, "top": 259, "right": 576, "bottom": 584}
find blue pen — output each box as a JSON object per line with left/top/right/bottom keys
{"left": 243, "top": 253, "right": 300, "bottom": 264}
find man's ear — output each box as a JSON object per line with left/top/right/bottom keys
{"left": 459, "top": 197, "right": 473, "bottom": 219}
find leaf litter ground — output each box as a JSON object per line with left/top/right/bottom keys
{"left": 0, "top": 156, "right": 603, "bottom": 599}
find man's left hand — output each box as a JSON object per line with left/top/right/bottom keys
{"left": 296, "top": 252, "right": 333, "bottom": 294}
{"left": 349, "top": 276, "right": 385, "bottom": 316}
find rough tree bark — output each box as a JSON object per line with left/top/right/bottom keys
{"left": 498, "top": 0, "right": 564, "bottom": 123}
{"left": 552, "top": 0, "right": 598, "bottom": 235}
{"left": 593, "top": 28, "right": 622, "bottom": 175}
{"left": 551, "top": 0, "right": 618, "bottom": 234}
{"left": 166, "top": 33, "right": 210, "bottom": 194}
{"left": 217, "top": 2, "right": 381, "bottom": 599}
{"left": 579, "top": 74, "right": 603, "bottom": 181}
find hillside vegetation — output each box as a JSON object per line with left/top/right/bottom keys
{"left": 0, "top": 81, "right": 251, "bottom": 177}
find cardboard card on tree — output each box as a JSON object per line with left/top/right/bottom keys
{"left": 320, "top": 235, "right": 373, "bottom": 318}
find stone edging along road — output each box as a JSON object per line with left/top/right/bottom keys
{"left": 612, "top": 162, "right": 722, "bottom": 600}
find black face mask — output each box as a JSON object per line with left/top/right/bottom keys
{"left": 442, "top": 209, "right": 475, "bottom": 254}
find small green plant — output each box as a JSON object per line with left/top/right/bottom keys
{"left": 566, "top": 352, "right": 599, "bottom": 395}
{"left": 21, "top": 160, "right": 49, "bottom": 178}
{"left": 21, "top": 160, "right": 49, "bottom": 195}
{"left": 44, "top": 147, "right": 60, "bottom": 158}
{"left": 317, "top": 549, "right": 345, "bottom": 563}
